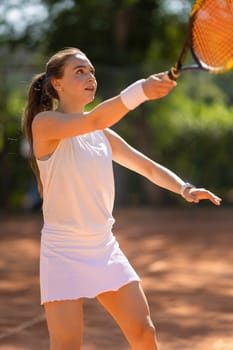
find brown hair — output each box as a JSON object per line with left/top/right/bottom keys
{"left": 22, "top": 47, "right": 86, "bottom": 197}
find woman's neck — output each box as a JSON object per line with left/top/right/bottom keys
{"left": 57, "top": 100, "right": 85, "bottom": 114}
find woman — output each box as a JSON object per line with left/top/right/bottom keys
{"left": 22, "top": 47, "right": 221, "bottom": 350}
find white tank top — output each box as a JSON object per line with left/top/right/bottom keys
{"left": 37, "top": 130, "right": 115, "bottom": 236}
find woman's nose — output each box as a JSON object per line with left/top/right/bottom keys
{"left": 88, "top": 72, "right": 95, "bottom": 82}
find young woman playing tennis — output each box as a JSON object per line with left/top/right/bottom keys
{"left": 22, "top": 47, "right": 221, "bottom": 350}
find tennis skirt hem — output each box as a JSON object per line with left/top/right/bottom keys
{"left": 41, "top": 277, "right": 141, "bottom": 305}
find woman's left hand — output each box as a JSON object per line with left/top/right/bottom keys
{"left": 142, "top": 72, "right": 177, "bottom": 100}
{"left": 184, "top": 188, "right": 222, "bottom": 206}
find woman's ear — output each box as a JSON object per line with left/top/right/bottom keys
{"left": 51, "top": 78, "right": 63, "bottom": 92}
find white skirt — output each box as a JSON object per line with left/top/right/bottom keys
{"left": 40, "top": 230, "right": 140, "bottom": 304}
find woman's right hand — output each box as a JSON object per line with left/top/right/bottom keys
{"left": 142, "top": 72, "right": 177, "bottom": 100}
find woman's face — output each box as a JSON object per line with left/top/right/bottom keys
{"left": 53, "top": 53, "right": 97, "bottom": 106}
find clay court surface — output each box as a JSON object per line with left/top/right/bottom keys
{"left": 0, "top": 206, "right": 232, "bottom": 350}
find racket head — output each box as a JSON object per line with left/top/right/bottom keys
{"left": 190, "top": 0, "right": 233, "bottom": 74}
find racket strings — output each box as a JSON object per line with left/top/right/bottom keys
{"left": 191, "top": 0, "right": 233, "bottom": 72}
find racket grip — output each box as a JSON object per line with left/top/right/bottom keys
{"left": 167, "top": 67, "right": 180, "bottom": 81}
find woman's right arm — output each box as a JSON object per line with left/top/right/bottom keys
{"left": 32, "top": 73, "right": 176, "bottom": 141}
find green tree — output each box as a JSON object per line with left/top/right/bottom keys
{"left": 1, "top": 0, "right": 193, "bottom": 65}
{"left": 1, "top": 0, "right": 233, "bottom": 208}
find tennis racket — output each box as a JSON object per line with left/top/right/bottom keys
{"left": 167, "top": 0, "right": 233, "bottom": 80}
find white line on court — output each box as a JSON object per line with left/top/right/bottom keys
{"left": 0, "top": 313, "right": 45, "bottom": 341}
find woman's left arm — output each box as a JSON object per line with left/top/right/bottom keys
{"left": 104, "top": 128, "right": 221, "bottom": 206}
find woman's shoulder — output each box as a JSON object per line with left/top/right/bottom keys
{"left": 33, "top": 110, "right": 58, "bottom": 125}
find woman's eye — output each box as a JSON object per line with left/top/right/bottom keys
{"left": 76, "top": 69, "right": 84, "bottom": 75}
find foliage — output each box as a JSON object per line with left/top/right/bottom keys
{"left": 0, "top": 0, "right": 233, "bottom": 210}
{"left": 38, "top": 0, "right": 161, "bottom": 65}
{"left": 120, "top": 72, "right": 233, "bottom": 205}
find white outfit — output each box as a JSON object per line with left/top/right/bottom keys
{"left": 37, "top": 130, "right": 140, "bottom": 304}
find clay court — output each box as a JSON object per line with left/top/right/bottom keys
{"left": 0, "top": 206, "right": 232, "bottom": 350}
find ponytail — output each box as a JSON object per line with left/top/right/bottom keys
{"left": 22, "top": 47, "right": 85, "bottom": 199}
{"left": 22, "top": 72, "right": 55, "bottom": 198}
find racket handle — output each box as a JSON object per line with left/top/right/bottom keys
{"left": 167, "top": 67, "right": 180, "bottom": 81}
{"left": 162, "top": 67, "right": 180, "bottom": 81}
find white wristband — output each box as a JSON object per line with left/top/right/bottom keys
{"left": 180, "top": 183, "right": 195, "bottom": 198}
{"left": 120, "top": 79, "right": 149, "bottom": 110}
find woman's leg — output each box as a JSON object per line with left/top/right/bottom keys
{"left": 97, "top": 281, "right": 158, "bottom": 350}
{"left": 44, "top": 298, "right": 83, "bottom": 350}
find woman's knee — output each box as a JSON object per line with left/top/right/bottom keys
{"left": 138, "top": 320, "right": 157, "bottom": 342}
{"left": 50, "top": 331, "right": 82, "bottom": 350}
{"left": 126, "top": 317, "right": 157, "bottom": 345}
{"left": 44, "top": 299, "right": 83, "bottom": 350}
{"left": 143, "top": 322, "right": 157, "bottom": 343}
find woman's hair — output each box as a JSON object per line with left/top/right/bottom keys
{"left": 22, "top": 47, "right": 86, "bottom": 197}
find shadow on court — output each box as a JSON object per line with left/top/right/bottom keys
{"left": 0, "top": 207, "right": 232, "bottom": 350}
